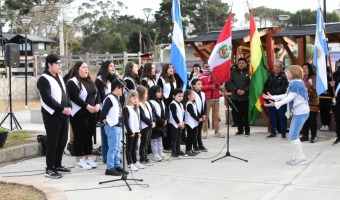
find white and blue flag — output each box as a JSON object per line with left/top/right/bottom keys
{"left": 170, "top": 0, "right": 187, "bottom": 90}
{"left": 313, "top": 7, "right": 329, "bottom": 95}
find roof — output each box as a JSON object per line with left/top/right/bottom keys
{"left": 272, "top": 23, "right": 340, "bottom": 37}
{"left": 185, "top": 28, "right": 268, "bottom": 43}
{"left": 2, "top": 34, "right": 15, "bottom": 40}
{"left": 10, "top": 34, "right": 56, "bottom": 43}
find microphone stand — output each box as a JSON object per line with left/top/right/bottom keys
{"left": 99, "top": 78, "right": 143, "bottom": 191}
{"left": 207, "top": 71, "right": 248, "bottom": 163}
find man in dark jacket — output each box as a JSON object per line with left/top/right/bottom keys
{"left": 227, "top": 58, "right": 250, "bottom": 136}
{"left": 263, "top": 61, "right": 289, "bottom": 138}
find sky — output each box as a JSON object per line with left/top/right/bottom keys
{"left": 118, "top": 0, "right": 340, "bottom": 29}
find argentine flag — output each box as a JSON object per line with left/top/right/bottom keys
{"left": 170, "top": 0, "right": 187, "bottom": 90}
{"left": 313, "top": 7, "right": 328, "bottom": 95}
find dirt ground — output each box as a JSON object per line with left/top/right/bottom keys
{"left": 0, "top": 99, "right": 41, "bottom": 114}
{"left": 0, "top": 182, "right": 46, "bottom": 200}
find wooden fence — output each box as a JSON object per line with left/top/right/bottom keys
{"left": 0, "top": 52, "right": 142, "bottom": 78}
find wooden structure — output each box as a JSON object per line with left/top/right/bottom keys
{"left": 272, "top": 23, "right": 340, "bottom": 66}
{"left": 185, "top": 23, "right": 340, "bottom": 72}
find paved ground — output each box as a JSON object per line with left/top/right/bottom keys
{"left": 0, "top": 103, "right": 339, "bottom": 200}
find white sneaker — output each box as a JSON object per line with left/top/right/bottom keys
{"left": 153, "top": 154, "right": 162, "bottom": 162}
{"left": 134, "top": 162, "right": 145, "bottom": 169}
{"left": 128, "top": 164, "right": 139, "bottom": 171}
{"left": 324, "top": 125, "right": 329, "bottom": 131}
{"left": 159, "top": 153, "right": 169, "bottom": 160}
{"left": 320, "top": 125, "right": 325, "bottom": 131}
{"left": 85, "top": 157, "right": 97, "bottom": 168}
{"left": 289, "top": 159, "right": 307, "bottom": 166}
{"left": 75, "top": 159, "right": 92, "bottom": 170}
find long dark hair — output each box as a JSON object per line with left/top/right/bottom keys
{"left": 302, "top": 62, "right": 316, "bottom": 78}
{"left": 182, "top": 89, "right": 193, "bottom": 107}
{"left": 160, "top": 63, "right": 175, "bottom": 83}
{"left": 189, "top": 63, "right": 202, "bottom": 80}
{"left": 70, "top": 61, "right": 97, "bottom": 91}
{"left": 98, "top": 60, "right": 114, "bottom": 88}
{"left": 124, "top": 61, "right": 140, "bottom": 84}
{"left": 149, "top": 85, "right": 162, "bottom": 100}
{"left": 141, "top": 63, "right": 156, "bottom": 81}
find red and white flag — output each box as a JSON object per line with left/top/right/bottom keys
{"left": 208, "top": 11, "right": 232, "bottom": 84}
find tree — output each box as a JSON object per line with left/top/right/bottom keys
{"left": 3, "top": 0, "right": 75, "bottom": 35}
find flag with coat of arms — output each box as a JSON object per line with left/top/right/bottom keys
{"left": 208, "top": 11, "right": 233, "bottom": 84}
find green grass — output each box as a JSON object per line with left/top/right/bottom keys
{"left": 4, "top": 131, "right": 36, "bottom": 148}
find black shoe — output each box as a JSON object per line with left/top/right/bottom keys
{"left": 55, "top": 166, "right": 71, "bottom": 173}
{"left": 267, "top": 134, "right": 276, "bottom": 138}
{"left": 245, "top": 132, "right": 250, "bottom": 137}
{"left": 45, "top": 168, "right": 62, "bottom": 179}
{"left": 310, "top": 137, "right": 317, "bottom": 143}
{"left": 171, "top": 153, "right": 179, "bottom": 157}
{"left": 185, "top": 150, "right": 196, "bottom": 156}
{"left": 300, "top": 137, "right": 309, "bottom": 142}
{"left": 193, "top": 147, "right": 201, "bottom": 152}
{"left": 192, "top": 150, "right": 200, "bottom": 154}
{"left": 333, "top": 138, "right": 340, "bottom": 145}
{"left": 235, "top": 131, "right": 243, "bottom": 136}
{"left": 282, "top": 135, "right": 287, "bottom": 140}
{"left": 105, "top": 168, "right": 122, "bottom": 176}
{"left": 177, "top": 151, "right": 185, "bottom": 156}
{"left": 199, "top": 146, "right": 208, "bottom": 152}
{"left": 115, "top": 166, "right": 129, "bottom": 175}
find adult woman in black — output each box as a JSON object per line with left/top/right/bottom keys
{"left": 67, "top": 61, "right": 101, "bottom": 170}
{"left": 157, "top": 63, "right": 178, "bottom": 150}
{"left": 95, "top": 60, "right": 117, "bottom": 163}
{"left": 300, "top": 63, "right": 319, "bottom": 143}
{"left": 141, "top": 62, "right": 157, "bottom": 89}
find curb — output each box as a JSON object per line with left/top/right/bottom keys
{"left": 0, "top": 143, "right": 42, "bottom": 164}
{"left": 0, "top": 177, "right": 67, "bottom": 200}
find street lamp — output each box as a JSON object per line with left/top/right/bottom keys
{"left": 142, "top": 8, "right": 152, "bottom": 53}
{"left": 0, "top": 17, "right": 4, "bottom": 57}
{"left": 278, "top": 14, "right": 290, "bottom": 28}
{"left": 20, "top": 15, "right": 32, "bottom": 108}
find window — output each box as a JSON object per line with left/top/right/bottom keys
{"left": 37, "top": 43, "right": 45, "bottom": 50}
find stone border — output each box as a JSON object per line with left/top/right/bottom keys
{"left": 0, "top": 143, "right": 42, "bottom": 164}
{"left": 0, "top": 177, "right": 67, "bottom": 200}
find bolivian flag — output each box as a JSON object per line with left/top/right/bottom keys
{"left": 248, "top": 10, "right": 268, "bottom": 124}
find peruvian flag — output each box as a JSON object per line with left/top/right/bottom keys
{"left": 208, "top": 11, "right": 232, "bottom": 84}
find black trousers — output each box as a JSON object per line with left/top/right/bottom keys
{"left": 70, "top": 111, "right": 97, "bottom": 156}
{"left": 335, "top": 103, "right": 340, "bottom": 138}
{"left": 302, "top": 111, "right": 318, "bottom": 139}
{"left": 170, "top": 124, "right": 182, "bottom": 154}
{"left": 139, "top": 127, "right": 152, "bottom": 161}
{"left": 126, "top": 132, "right": 138, "bottom": 165}
{"left": 163, "top": 124, "right": 172, "bottom": 150}
{"left": 42, "top": 113, "right": 69, "bottom": 169}
{"left": 232, "top": 99, "right": 250, "bottom": 132}
{"left": 185, "top": 124, "right": 197, "bottom": 151}
{"left": 194, "top": 121, "right": 203, "bottom": 148}
{"left": 319, "top": 98, "right": 332, "bottom": 126}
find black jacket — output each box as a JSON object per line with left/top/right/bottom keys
{"left": 227, "top": 66, "right": 250, "bottom": 101}
{"left": 263, "top": 72, "right": 289, "bottom": 96}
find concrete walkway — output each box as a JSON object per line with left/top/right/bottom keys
{"left": 0, "top": 108, "right": 339, "bottom": 200}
